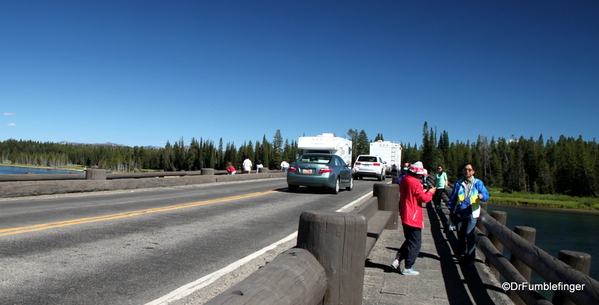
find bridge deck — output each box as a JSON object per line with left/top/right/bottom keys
{"left": 362, "top": 204, "right": 513, "bottom": 305}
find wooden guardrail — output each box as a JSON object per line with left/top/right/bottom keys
{"left": 474, "top": 204, "right": 599, "bottom": 305}
{"left": 206, "top": 183, "right": 399, "bottom": 305}
{"left": 430, "top": 175, "right": 598, "bottom": 305}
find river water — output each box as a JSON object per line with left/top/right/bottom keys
{"left": 487, "top": 204, "right": 599, "bottom": 298}
{"left": 0, "top": 165, "right": 81, "bottom": 175}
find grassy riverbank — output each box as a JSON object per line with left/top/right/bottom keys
{"left": 487, "top": 187, "right": 599, "bottom": 210}
{"left": 0, "top": 163, "right": 86, "bottom": 171}
{"left": 0, "top": 163, "right": 160, "bottom": 173}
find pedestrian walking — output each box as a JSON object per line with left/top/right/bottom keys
{"left": 242, "top": 157, "right": 252, "bottom": 174}
{"left": 447, "top": 163, "right": 489, "bottom": 266}
{"left": 433, "top": 165, "right": 450, "bottom": 210}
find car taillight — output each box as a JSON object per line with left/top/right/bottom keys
{"left": 355, "top": 162, "right": 361, "bottom": 165}
{"left": 289, "top": 166, "right": 297, "bottom": 172}
{"left": 319, "top": 167, "right": 333, "bottom": 173}
{"left": 374, "top": 163, "right": 381, "bottom": 166}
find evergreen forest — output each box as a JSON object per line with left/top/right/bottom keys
{"left": 1, "top": 124, "right": 598, "bottom": 198}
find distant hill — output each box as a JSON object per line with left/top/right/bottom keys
{"left": 57, "top": 141, "right": 161, "bottom": 149}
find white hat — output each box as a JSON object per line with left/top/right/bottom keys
{"left": 409, "top": 161, "right": 428, "bottom": 175}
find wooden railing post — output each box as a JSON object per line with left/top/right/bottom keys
{"left": 553, "top": 250, "right": 592, "bottom": 305}
{"left": 509, "top": 226, "right": 536, "bottom": 305}
{"left": 487, "top": 210, "right": 507, "bottom": 279}
{"left": 477, "top": 202, "right": 488, "bottom": 232}
{"left": 85, "top": 169, "right": 106, "bottom": 180}
{"left": 201, "top": 168, "right": 214, "bottom": 175}
{"left": 297, "top": 211, "right": 366, "bottom": 305}
{"left": 373, "top": 183, "right": 399, "bottom": 229}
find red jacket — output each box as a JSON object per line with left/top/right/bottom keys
{"left": 399, "top": 174, "right": 434, "bottom": 228}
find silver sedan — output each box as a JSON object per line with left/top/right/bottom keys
{"left": 286, "top": 153, "right": 353, "bottom": 194}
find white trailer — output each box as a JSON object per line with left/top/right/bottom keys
{"left": 297, "top": 133, "right": 353, "bottom": 166}
{"left": 369, "top": 140, "right": 402, "bottom": 175}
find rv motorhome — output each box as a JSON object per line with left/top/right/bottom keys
{"left": 297, "top": 133, "right": 353, "bottom": 166}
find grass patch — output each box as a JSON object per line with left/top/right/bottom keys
{"left": 0, "top": 163, "right": 161, "bottom": 173}
{"left": 0, "top": 163, "right": 85, "bottom": 171}
{"left": 487, "top": 187, "right": 599, "bottom": 210}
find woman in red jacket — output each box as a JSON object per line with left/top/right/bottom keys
{"left": 391, "top": 161, "right": 436, "bottom": 275}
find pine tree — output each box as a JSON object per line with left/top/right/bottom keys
{"left": 421, "top": 122, "right": 437, "bottom": 172}
{"left": 347, "top": 129, "right": 359, "bottom": 162}
{"left": 273, "top": 130, "right": 283, "bottom": 165}
{"left": 187, "top": 138, "right": 201, "bottom": 171}
{"left": 162, "top": 141, "right": 175, "bottom": 171}
{"left": 357, "top": 130, "right": 370, "bottom": 156}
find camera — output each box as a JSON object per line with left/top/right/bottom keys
{"left": 421, "top": 175, "right": 430, "bottom": 190}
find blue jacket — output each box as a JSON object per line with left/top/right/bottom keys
{"left": 447, "top": 177, "right": 489, "bottom": 218}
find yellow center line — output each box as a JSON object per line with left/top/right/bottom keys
{"left": 0, "top": 190, "right": 277, "bottom": 236}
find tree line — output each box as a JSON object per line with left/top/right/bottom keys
{"left": 403, "top": 122, "right": 598, "bottom": 198}
{"left": 0, "top": 130, "right": 298, "bottom": 173}
{"left": 1, "top": 124, "right": 597, "bottom": 197}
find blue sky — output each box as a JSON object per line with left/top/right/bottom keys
{"left": 2, "top": 1, "right": 598, "bottom": 148}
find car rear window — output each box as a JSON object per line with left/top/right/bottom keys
{"left": 357, "top": 156, "right": 377, "bottom": 162}
{"left": 298, "top": 155, "right": 332, "bottom": 164}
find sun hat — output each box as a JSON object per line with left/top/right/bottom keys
{"left": 409, "top": 161, "right": 428, "bottom": 175}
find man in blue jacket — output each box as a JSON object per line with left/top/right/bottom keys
{"left": 447, "top": 163, "right": 489, "bottom": 266}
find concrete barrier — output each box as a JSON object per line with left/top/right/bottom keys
{"left": 0, "top": 171, "right": 287, "bottom": 198}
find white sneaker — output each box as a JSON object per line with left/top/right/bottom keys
{"left": 401, "top": 268, "right": 420, "bottom": 275}
{"left": 390, "top": 259, "right": 400, "bottom": 270}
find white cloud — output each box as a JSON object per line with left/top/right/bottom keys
{"left": 3, "top": 113, "right": 15, "bottom": 116}
{"left": 6, "top": 123, "right": 16, "bottom": 126}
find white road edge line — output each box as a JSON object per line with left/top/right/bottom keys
{"left": 146, "top": 191, "right": 374, "bottom": 305}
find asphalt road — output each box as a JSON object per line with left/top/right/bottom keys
{"left": 0, "top": 177, "right": 382, "bottom": 305}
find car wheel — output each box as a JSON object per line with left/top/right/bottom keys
{"left": 346, "top": 176, "right": 354, "bottom": 191}
{"left": 377, "top": 172, "right": 382, "bottom": 181}
{"left": 331, "top": 177, "right": 340, "bottom": 194}
{"left": 288, "top": 184, "right": 298, "bottom": 192}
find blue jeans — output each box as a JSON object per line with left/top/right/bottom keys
{"left": 456, "top": 214, "right": 477, "bottom": 264}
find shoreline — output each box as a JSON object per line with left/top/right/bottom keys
{"left": 0, "top": 163, "right": 85, "bottom": 172}
{"left": 487, "top": 201, "right": 599, "bottom": 214}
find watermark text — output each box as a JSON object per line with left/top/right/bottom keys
{"left": 502, "top": 282, "right": 585, "bottom": 294}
